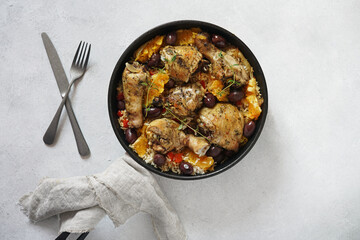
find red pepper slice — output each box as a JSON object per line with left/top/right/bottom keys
{"left": 167, "top": 152, "right": 175, "bottom": 161}
{"left": 173, "top": 153, "right": 183, "bottom": 163}
{"left": 117, "top": 110, "right": 123, "bottom": 117}
{"left": 122, "top": 119, "right": 129, "bottom": 128}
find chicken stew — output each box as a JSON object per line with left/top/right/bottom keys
{"left": 116, "top": 28, "right": 263, "bottom": 175}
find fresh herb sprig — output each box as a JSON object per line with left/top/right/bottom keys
{"left": 163, "top": 105, "right": 210, "bottom": 142}
{"left": 141, "top": 78, "right": 159, "bottom": 116}
{"left": 217, "top": 64, "right": 241, "bottom": 97}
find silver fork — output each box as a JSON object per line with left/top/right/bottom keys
{"left": 43, "top": 41, "right": 91, "bottom": 146}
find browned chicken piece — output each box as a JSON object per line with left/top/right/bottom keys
{"left": 122, "top": 62, "right": 149, "bottom": 128}
{"left": 197, "top": 103, "right": 244, "bottom": 151}
{"left": 167, "top": 83, "right": 205, "bottom": 117}
{"left": 160, "top": 46, "right": 202, "bottom": 83}
{"left": 225, "top": 47, "right": 251, "bottom": 79}
{"left": 146, "top": 118, "right": 210, "bottom": 156}
{"left": 195, "top": 35, "right": 249, "bottom": 86}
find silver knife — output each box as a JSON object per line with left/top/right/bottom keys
{"left": 41, "top": 32, "right": 90, "bottom": 157}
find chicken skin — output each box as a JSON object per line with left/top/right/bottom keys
{"left": 146, "top": 118, "right": 210, "bottom": 156}
{"left": 167, "top": 83, "right": 205, "bottom": 118}
{"left": 122, "top": 62, "right": 148, "bottom": 128}
{"left": 195, "top": 35, "right": 249, "bottom": 86}
{"left": 197, "top": 103, "right": 244, "bottom": 151}
{"left": 160, "top": 46, "right": 202, "bottom": 83}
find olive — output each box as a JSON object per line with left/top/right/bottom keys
{"left": 244, "top": 121, "right": 256, "bottom": 137}
{"left": 147, "top": 53, "right": 160, "bottom": 67}
{"left": 153, "top": 153, "right": 166, "bottom": 167}
{"left": 165, "top": 31, "right": 177, "bottom": 45}
{"left": 179, "top": 161, "right": 193, "bottom": 175}
{"left": 213, "top": 154, "right": 225, "bottom": 163}
{"left": 152, "top": 97, "right": 163, "bottom": 108}
{"left": 203, "top": 93, "right": 216, "bottom": 108}
{"left": 211, "top": 34, "right": 226, "bottom": 48}
{"left": 143, "top": 107, "right": 161, "bottom": 118}
{"left": 206, "top": 145, "right": 223, "bottom": 158}
{"left": 117, "top": 100, "right": 125, "bottom": 110}
{"left": 228, "top": 90, "right": 244, "bottom": 103}
{"left": 125, "top": 128, "right": 137, "bottom": 144}
{"left": 224, "top": 149, "right": 235, "bottom": 157}
{"left": 165, "top": 79, "right": 175, "bottom": 88}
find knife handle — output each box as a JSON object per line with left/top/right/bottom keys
{"left": 65, "top": 99, "right": 90, "bottom": 157}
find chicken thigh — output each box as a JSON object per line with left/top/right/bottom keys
{"left": 160, "top": 46, "right": 202, "bottom": 83}
{"left": 122, "top": 62, "right": 148, "bottom": 128}
{"left": 146, "top": 118, "right": 210, "bottom": 156}
{"left": 195, "top": 35, "right": 249, "bottom": 86}
{"left": 197, "top": 103, "right": 244, "bottom": 151}
{"left": 167, "top": 83, "right": 205, "bottom": 117}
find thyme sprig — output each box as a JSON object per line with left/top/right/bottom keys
{"left": 163, "top": 105, "right": 210, "bottom": 142}
{"left": 217, "top": 64, "right": 241, "bottom": 97}
{"left": 141, "top": 77, "right": 159, "bottom": 117}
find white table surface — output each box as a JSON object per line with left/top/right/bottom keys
{"left": 1, "top": 0, "right": 360, "bottom": 239}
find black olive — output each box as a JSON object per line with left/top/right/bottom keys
{"left": 154, "top": 154, "right": 166, "bottom": 167}
{"left": 244, "top": 121, "right": 256, "bottom": 137}
{"left": 125, "top": 128, "right": 137, "bottom": 144}
{"left": 179, "top": 161, "right": 193, "bottom": 175}
{"left": 204, "top": 93, "right": 216, "bottom": 108}
{"left": 144, "top": 107, "right": 162, "bottom": 118}
{"left": 206, "top": 145, "right": 223, "bottom": 158}
{"left": 211, "top": 34, "right": 227, "bottom": 48}
{"left": 228, "top": 90, "right": 244, "bottom": 103}
{"left": 147, "top": 53, "right": 160, "bottom": 67}
{"left": 165, "top": 32, "right": 177, "bottom": 45}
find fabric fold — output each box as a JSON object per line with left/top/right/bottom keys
{"left": 19, "top": 154, "right": 187, "bottom": 240}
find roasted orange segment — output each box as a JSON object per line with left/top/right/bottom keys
{"left": 135, "top": 35, "right": 164, "bottom": 62}
{"left": 175, "top": 28, "right": 203, "bottom": 45}
{"left": 132, "top": 135, "right": 148, "bottom": 158}
{"left": 144, "top": 72, "right": 169, "bottom": 107}
{"left": 244, "top": 78, "right": 262, "bottom": 120}
{"left": 132, "top": 124, "right": 149, "bottom": 158}
{"left": 184, "top": 149, "right": 214, "bottom": 170}
{"left": 207, "top": 79, "right": 229, "bottom": 102}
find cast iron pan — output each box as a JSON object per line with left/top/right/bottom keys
{"left": 108, "top": 20, "right": 268, "bottom": 180}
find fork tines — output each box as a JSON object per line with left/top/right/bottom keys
{"left": 72, "top": 41, "right": 91, "bottom": 68}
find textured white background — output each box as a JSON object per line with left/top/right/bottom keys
{"left": 1, "top": 0, "right": 360, "bottom": 239}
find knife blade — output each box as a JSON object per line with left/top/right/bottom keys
{"left": 41, "top": 32, "right": 90, "bottom": 157}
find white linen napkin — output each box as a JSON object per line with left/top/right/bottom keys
{"left": 19, "top": 154, "right": 187, "bottom": 240}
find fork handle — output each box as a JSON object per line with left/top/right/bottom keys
{"left": 43, "top": 96, "right": 90, "bottom": 156}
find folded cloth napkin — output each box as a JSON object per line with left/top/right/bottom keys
{"left": 19, "top": 154, "right": 187, "bottom": 240}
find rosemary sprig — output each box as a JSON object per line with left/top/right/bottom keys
{"left": 163, "top": 105, "right": 210, "bottom": 142}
